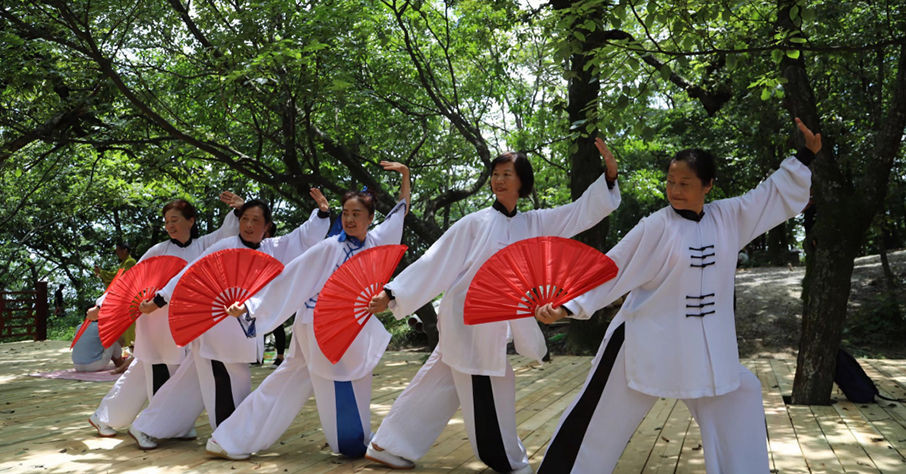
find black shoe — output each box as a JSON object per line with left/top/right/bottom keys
{"left": 272, "top": 358, "right": 284, "bottom": 367}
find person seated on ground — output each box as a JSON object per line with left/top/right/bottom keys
{"left": 73, "top": 308, "right": 128, "bottom": 372}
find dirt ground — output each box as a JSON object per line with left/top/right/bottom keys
{"left": 734, "top": 248, "right": 906, "bottom": 359}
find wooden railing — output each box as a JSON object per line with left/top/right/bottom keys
{"left": 0, "top": 281, "right": 48, "bottom": 342}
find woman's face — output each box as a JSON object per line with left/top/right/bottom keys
{"left": 666, "top": 160, "right": 712, "bottom": 212}
{"left": 164, "top": 209, "right": 195, "bottom": 244}
{"left": 491, "top": 161, "right": 522, "bottom": 203}
{"left": 239, "top": 206, "right": 269, "bottom": 244}
{"left": 341, "top": 197, "right": 374, "bottom": 242}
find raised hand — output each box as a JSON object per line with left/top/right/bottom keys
{"left": 86, "top": 306, "right": 100, "bottom": 321}
{"left": 310, "top": 188, "right": 330, "bottom": 213}
{"left": 380, "top": 161, "right": 409, "bottom": 175}
{"left": 219, "top": 191, "right": 245, "bottom": 209}
{"left": 596, "top": 137, "right": 618, "bottom": 181}
{"left": 795, "top": 118, "right": 822, "bottom": 154}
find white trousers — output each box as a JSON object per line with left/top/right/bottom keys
{"left": 212, "top": 353, "right": 374, "bottom": 457}
{"left": 94, "top": 357, "right": 178, "bottom": 429}
{"left": 132, "top": 345, "right": 251, "bottom": 438}
{"left": 370, "top": 347, "right": 529, "bottom": 473}
{"left": 537, "top": 323, "right": 769, "bottom": 474}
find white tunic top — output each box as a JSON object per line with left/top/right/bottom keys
{"left": 95, "top": 211, "right": 240, "bottom": 365}
{"left": 158, "top": 209, "right": 330, "bottom": 363}
{"left": 386, "top": 174, "right": 621, "bottom": 377}
{"left": 242, "top": 199, "right": 407, "bottom": 381}
{"left": 565, "top": 157, "right": 811, "bottom": 399}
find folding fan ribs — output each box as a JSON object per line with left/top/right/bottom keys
{"left": 97, "top": 257, "right": 187, "bottom": 348}
{"left": 314, "top": 244, "right": 408, "bottom": 364}
{"left": 463, "top": 236, "right": 619, "bottom": 325}
{"left": 168, "top": 248, "right": 284, "bottom": 347}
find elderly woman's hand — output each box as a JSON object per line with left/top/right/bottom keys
{"left": 368, "top": 290, "right": 391, "bottom": 314}
{"left": 795, "top": 118, "right": 822, "bottom": 155}
{"left": 86, "top": 306, "right": 100, "bottom": 321}
{"left": 534, "top": 303, "right": 568, "bottom": 325}
{"left": 224, "top": 302, "right": 247, "bottom": 318}
{"left": 138, "top": 298, "right": 159, "bottom": 314}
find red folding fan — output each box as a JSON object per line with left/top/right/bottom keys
{"left": 70, "top": 318, "right": 94, "bottom": 349}
{"left": 97, "top": 257, "right": 186, "bottom": 348}
{"left": 463, "top": 236, "right": 619, "bottom": 325}
{"left": 314, "top": 244, "right": 408, "bottom": 364}
{"left": 168, "top": 248, "right": 284, "bottom": 347}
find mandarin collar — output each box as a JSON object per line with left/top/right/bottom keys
{"left": 337, "top": 231, "right": 365, "bottom": 246}
{"left": 672, "top": 206, "right": 705, "bottom": 222}
{"left": 492, "top": 200, "right": 518, "bottom": 218}
{"left": 169, "top": 237, "right": 193, "bottom": 248}
{"left": 239, "top": 235, "right": 261, "bottom": 250}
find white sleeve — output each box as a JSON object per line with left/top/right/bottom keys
{"left": 242, "top": 242, "right": 337, "bottom": 336}
{"left": 383, "top": 217, "right": 472, "bottom": 320}
{"left": 367, "top": 199, "right": 407, "bottom": 246}
{"left": 198, "top": 209, "right": 240, "bottom": 250}
{"left": 564, "top": 216, "right": 669, "bottom": 319}
{"left": 268, "top": 209, "right": 331, "bottom": 263}
{"left": 525, "top": 173, "right": 621, "bottom": 238}
{"left": 715, "top": 157, "right": 811, "bottom": 250}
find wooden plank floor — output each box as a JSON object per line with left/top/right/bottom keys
{"left": 2, "top": 341, "right": 906, "bottom": 473}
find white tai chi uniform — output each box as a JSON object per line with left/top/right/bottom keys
{"left": 93, "top": 210, "right": 239, "bottom": 429}
{"left": 538, "top": 155, "right": 812, "bottom": 474}
{"left": 371, "top": 173, "right": 620, "bottom": 473}
{"left": 212, "top": 199, "right": 407, "bottom": 457}
{"left": 131, "top": 209, "right": 330, "bottom": 438}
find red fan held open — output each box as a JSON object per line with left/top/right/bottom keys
{"left": 314, "top": 245, "right": 407, "bottom": 364}
{"left": 97, "top": 257, "right": 186, "bottom": 348}
{"left": 463, "top": 236, "right": 618, "bottom": 325}
{"left": 168, "top": 248, "right": 284, "bottom": 347}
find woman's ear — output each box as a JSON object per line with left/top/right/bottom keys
{"left": 703, "top": 179, "right": 714, "bottom": 195}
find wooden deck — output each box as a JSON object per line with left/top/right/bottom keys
{"left": 1, "top": 341, "right": 905, "bottom": 473}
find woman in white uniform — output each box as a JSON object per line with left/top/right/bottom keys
{"left": 206, "top": 162, "right": 411, "bottom": 461}
{"left": 532, "top": 118, "right": 820, "bottom": 474}
{"left": 125, "top": 189, "right": 331, "bottom": 450}
{"left": 87, "top": 192, "right": 244, "bottom": 439}
{"left": 364, "top": 143, "right": 619, "bottom": 474}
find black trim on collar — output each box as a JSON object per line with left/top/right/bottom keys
{"left": 169, "top": 237, "right": 193, "bottom": 248}
{"left": 239, "top": 235, "right": 261, "bottom": 250}
{"left": 672, "top": 206, "right": 705, "bottom": 222}
{"left": 492, "top": 200, "right": 518, "bottom": 218}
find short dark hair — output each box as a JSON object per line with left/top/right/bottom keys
{"left": 116, "top": 242, "right": 131, "bottom": 252}
{"left": 161, "top": 199, "right": 199, "bottom": 239}
{"left": 341, "top": 188, "right": 377, "bottom": 216}
{"left": 669, "top": 149, "right": 716, "bottom": 185}
{"left": 265, "top": 222, "right": 278, "bottom": 238}
{"left": 238, "top": 199, "right": 273, "bottom": 224}
{"left": 490, "top": 151, "right": 534, "bottom": 198}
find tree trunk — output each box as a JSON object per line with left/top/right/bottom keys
{"left": 783, "top": 1, "right": 906, "bottom": 402}
{"left": 558, "top": 14, "right": 613, "bottom": 354}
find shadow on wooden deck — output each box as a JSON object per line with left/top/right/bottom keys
{"left": 1, "top": 341, "right": 905, "bottom": 473}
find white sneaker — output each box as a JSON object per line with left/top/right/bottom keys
{"left": 365, "top": 442, "right": 415, "bottom": 469}
{"left": 176, "top": 426, "right": 197, "bottom": 440}
{"left": 128, "top": 425, "right": 157, "bottom": 450}
{"left": 89, "top": 413, "right": 116, "bottom": 437}
{"left": 206, "top": 438, "right": 250, "bottom": 461}
{"left": 510, "top": 465, "right": 534, "bottom": 474}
